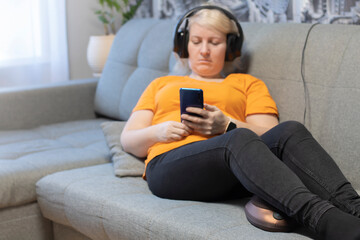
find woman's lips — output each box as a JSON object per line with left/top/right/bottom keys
{"left": 198, "top": 59, "right": 211, "bottom": 63}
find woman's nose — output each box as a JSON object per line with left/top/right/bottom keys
{"left": 200, "top": 43, "right": 210, "bottom": 56}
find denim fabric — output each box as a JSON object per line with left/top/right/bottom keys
{"left": 146, "top": 121, "right": 358, "bottom": 232}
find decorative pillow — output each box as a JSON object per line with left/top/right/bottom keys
{"left": 101, "top": 121, "right": 144, "bottom": 177}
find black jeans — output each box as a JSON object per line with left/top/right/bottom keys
{"left": 146, "top": 121, "right": 359, "bottom": 232}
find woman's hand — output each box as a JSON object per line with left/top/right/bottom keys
{"left": 121, "top": 110, "right": 193, "bottom": 158}
{"left": 181, "top": 103, "right": 229, "bottom": 136}
{"left": 156, "top": 121, "right": 192, "bottom": 143}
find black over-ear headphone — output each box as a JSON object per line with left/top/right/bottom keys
{"left": 173, "top": 5, "right": 244, "bottom": 61}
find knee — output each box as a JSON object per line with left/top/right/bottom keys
{"left": 261, "top": 121, "right": 310, "bottom": 147}
{"left": 230, "top": 127, "right": 259, "bottom": 140}
{"left": 226, "top": 127, "right": 260, "bottom": 148}
{"left": 277, "top": 121, "right": 307, "bottom": 133}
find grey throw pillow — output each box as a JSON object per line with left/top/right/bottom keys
{"left": 101, "top": 121, "right": 144, "bottom": 177}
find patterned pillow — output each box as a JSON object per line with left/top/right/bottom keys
{"left": 101, "top": 121, "right": 144, "bottom": 177}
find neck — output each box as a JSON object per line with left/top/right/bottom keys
{"left": 189, "top": 73, "right": 224, "bottom": 82}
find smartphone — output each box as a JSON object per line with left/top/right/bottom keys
{"left": 180, "top": 88, "right": 204, "bottom": 118}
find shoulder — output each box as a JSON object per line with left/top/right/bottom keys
{"left": 226, "top": 73, "right": 262, "bottom": 83}
{"left": 226, "top": 73, "right": 266, "bottom": 87}
{"left": 226, "top": 74, "right": 271, "bottom": 95}
{"left": 150, "top": 75, "right": 187, "bottom": 87}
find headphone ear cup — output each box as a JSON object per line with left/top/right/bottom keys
{"left": 182, "top": 30, "right": 189, "bottom": 58}
{"left": 226, "top": 34, "right": 241, "bottom": 61}
{"left": 174, "top": 31, "right": 182, "bottom": 57}
{"left": 175, "top": 30, "right": 189, "bottom": 58}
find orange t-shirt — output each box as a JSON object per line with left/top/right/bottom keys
{"left": 132, "top": 74, "right": 278, "bottom": 178}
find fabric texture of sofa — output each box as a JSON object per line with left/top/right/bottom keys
{"left": 0, "top": 18, "right": 359, "bottom": 240}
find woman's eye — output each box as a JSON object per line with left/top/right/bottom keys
{"left": 192, "top": 40, "right": 201, "bottom": 45}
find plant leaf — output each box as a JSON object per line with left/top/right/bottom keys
{"left": 122, "top": 0, "right": 143, "bottom": 24}
{"left": 105, "top": 11, "right": 114, "bottom": 18}
{"left": 98, "top": 15, "right": 110, "bottom": 24}
{"left": 104, "top": 0, "right": 113, "bottom": 9}
{"left": 113, "top": 1, "right": 121, "bottom": 12}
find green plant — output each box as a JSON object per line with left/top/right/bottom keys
{"left": 95, "top": 0, "right": 143, "bottom": 35}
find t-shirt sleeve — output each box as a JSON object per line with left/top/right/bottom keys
{"left": 132, "top": 79, "right": 158, "bottom": 113}
{"left": 245, "top": 76, "right": 278, "bottom": 117}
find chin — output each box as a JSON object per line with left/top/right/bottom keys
{"left": 194, "top": 68, "right": 218, "bottom": 77}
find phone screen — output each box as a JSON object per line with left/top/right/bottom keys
{"left": 180, "top": 88, "right": 204, "bottom": 118}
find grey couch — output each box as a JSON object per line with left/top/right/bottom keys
{"left": 1, "top": 19, "right": 359, "bottom": 240}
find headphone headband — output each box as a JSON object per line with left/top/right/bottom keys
{"left": 173, "top": 5, "right": 244, "bottom": 61}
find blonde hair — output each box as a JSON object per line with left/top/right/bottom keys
{"left": 188, "top": 8, "right": 239, "bottom": 36}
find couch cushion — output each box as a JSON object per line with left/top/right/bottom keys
{"left": 0, "top": 203, "right": 52, "bottom": 240}
{"left": 37, "top": 164, "right": 316, "bottom": 240}
{"left": 0, "top": 119, "right": 110, "bottom": 208}
{"left": 239, "top": 23, "right": 360, "bottom": 190}
{"left": 301, "top": 24, "right": 360, "bottom": 189}
{"left": 94, "top": 19, "right": 178, "bottom": 121}
{"left": 100, "top": 121, "right": 144, "bottom": 177}
{"left": 239, "top": 23, "right": 313, "bottom": 123}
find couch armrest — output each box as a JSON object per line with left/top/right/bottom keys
{"left": 0, "top": 78, "right": 99, "bottom": 130}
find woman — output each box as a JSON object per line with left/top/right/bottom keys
{"left": 121, "top": 5, "right": 360, "bottom": 240}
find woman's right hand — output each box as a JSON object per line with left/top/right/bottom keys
{"left": 156, "top": 121, "right": 192, "bottom": 143}
{"left": 121, "top": 110, "right": 192, "bottom": 158}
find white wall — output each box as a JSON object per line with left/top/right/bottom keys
{"left": 66, "top": 0, "right": 104, "bottom": 80}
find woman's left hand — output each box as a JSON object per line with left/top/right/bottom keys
{"left": 181, "top": 103, "right": 229, "bottom": 136}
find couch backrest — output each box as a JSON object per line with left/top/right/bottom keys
{"left": 94, "top": 20, "right": 312, "bottom": 122}
{"left": 94, "top": 19, "right": 178, "bottom": 120}
{"left": 94, "top": 19, "right": 360, "bottom": 188}
{"left": 240, "top": 23, "right": 360, "bottom": 188}
{"left": 302, "top": 24, "right": 360, "bottom": 188}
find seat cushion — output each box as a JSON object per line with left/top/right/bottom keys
{"left": 36, "top": 163, "right": 315, "bottom": 240}
{"left": 0, "top": 203, "right": 52, "bottom": 240}
{"left": 0, "top": 118, "right": 110, "bottom": 208}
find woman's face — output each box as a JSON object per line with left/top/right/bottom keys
{"left": 187, "top": 23, "right": 227, "bottom": 79}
